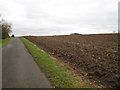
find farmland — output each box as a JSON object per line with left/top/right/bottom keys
{"left": 24, "top": 34, "right": 119, "bottom": 88}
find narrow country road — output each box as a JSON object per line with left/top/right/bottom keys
{"left": 2, "top": 38, "right": 52, "bottom": 88}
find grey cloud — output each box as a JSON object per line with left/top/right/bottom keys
{"left": 0, "top": 0, "right": 118, "bottom": 36}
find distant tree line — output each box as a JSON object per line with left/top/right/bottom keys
{"left": 70, "top": 33, "right": 80, "bottom": 35}
{"left": 0, "top": 15, "right": 11, "bottom": 39}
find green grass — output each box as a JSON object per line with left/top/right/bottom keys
{"left": 20, "top": 38, "right": 93, "bottom": 88}
{"left": 0, "top": 38, "right": 11, "bottom": 48}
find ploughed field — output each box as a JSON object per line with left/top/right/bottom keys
{"left": 24, "top": 34, "right": 119, "bottom": 88}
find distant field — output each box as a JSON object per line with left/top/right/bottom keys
{"left": 24, "top": 34, "right": 119, "bottom": 88}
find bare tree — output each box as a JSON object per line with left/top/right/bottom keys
{"left": 0, "top": 15, "right": 12, "bottom": 39}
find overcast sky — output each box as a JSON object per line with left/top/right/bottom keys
{"left": 0, "top": 0, "right": 119, "bottom": 36}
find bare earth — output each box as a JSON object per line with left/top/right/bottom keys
{"left": 25, "top": 34, "right": 120, "bottom": 88}
{"left": 2, "top": 38, "right": 52, "bottom": 88}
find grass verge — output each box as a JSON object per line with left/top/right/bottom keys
{"left": 0, "top": 38, "right": 11, "bottom": 48}
{"left": 20, "top": 38, "right": 93, "bottom": 88}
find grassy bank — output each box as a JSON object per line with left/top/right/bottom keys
{"left": 20, "top": 38, "right": 93, "bottom": 88}
{"left": 0, "top": 38, "right": 11, "bottom": 48}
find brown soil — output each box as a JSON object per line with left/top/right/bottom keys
{"left": 24, "top": 34, "right": 120, "bottom": 88}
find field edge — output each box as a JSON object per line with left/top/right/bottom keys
{"left": 0, "top": 38, "right": 11, "bottom": 48}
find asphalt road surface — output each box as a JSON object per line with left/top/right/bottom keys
{"left": 2, "top": 38, "right": 52, "bottom": 88}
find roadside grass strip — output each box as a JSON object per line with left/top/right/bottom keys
{"left": 20, "top": 38, "right": 93, "bottom": 88}
{"left": 0, "top": 38, "right": 11, "bottom": 48}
